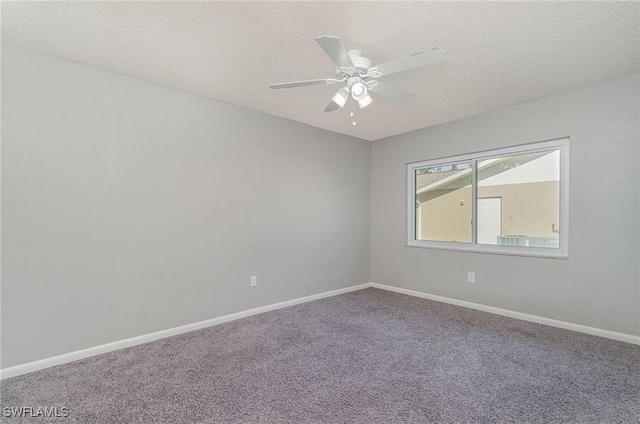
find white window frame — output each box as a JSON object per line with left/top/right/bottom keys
{"left": 407, "top": 138, "right": 570, "bottom": 259}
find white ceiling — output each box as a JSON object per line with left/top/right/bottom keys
{"left": 2, "top": 1, "right": 638, "bottom": 141}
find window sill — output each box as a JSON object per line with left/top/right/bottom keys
{"left": 406, "top": 240, "right": 569, "bottom": 259}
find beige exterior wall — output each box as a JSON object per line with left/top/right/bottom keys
{"left": 419, "top": 181, "right": 559, "bottom": 242}
{"left": 418, "top": 186, "right": 472, "bottom": 242}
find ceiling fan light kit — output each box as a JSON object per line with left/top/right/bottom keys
{"left": 351, "top": 80, "right": 365, "bottom": 97}
{"left": 357, "top": 94, "right": 373, "bottom": 109}
{"left": 270, "top": 35, "right": 446, "bottom": 117}
{"left": 350, "top": 81, "right": 372, "bottom": 109}
{"left": 331, "top": 87, "right": 350, "bottom": 108}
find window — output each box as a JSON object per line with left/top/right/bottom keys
{"left": 407, "top": 138, "right": 569, "bottom": 258}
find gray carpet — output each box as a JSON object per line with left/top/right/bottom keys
{"left": 1, "top": 288, "right": 639, "bottom": 423}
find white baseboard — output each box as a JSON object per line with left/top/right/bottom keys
{"left": 0, "top": 283, "right": 370, "bottom": 380}
{"left": 4, "top": 281, "right": 638, "bottom": 380}
{"left": 369, "top": 282, "right": 640, "bottom": 345}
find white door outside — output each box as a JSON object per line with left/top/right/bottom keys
{"left": 478, "top": 198, "right": 502, "bottom": 244}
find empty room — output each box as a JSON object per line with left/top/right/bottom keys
{"left": 1, "top": 1, "right": 639, "bottom": 423}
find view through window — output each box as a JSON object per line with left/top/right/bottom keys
{"left": 409, "top": 139, "right": 568, "bottom": 257}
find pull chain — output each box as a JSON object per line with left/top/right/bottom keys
{"left": 350, "top": 100, "right": 356, "bottom": 126}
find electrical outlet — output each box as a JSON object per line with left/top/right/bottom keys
{"left": 467, "top": 272, "right": 476, "bottom": 283}
{"left": 250, "top": 276, "right": 257, "bottom": 287}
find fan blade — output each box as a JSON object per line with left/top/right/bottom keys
{"left": 369, "top": 81, "right": 414, "bottom": 102}
{"left": 315, "top": 36, "right": 355, "bottom": 69}
{"left": 375, "top": 47, "right": 445, "bottom": 77}
{"left": 270, "top": 78, "right": 337, "bottom": 89}
{"left": 324, "top": 100, "right": 340, "bottom": 112}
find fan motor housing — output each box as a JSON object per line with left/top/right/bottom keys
{"left": 336, "top": 50, "right": 373, "bottom": 76}
{"left": 348, "top": 50, "right": 372, "bottom": 70}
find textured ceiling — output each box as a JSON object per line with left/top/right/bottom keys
{"left": 2, "top": 1, "right": 638, "bottom": 141}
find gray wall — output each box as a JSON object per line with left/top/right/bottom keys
{"left": 1, "top": 44, "right": 371, "bottom": 368}
{"left": 372, "top": 74, "right": 640, "bottom": 336}
{"left": 3, "top": 43, "right": 638, "bottom": 370}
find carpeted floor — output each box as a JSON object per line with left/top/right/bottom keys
{"left": 1, "top": 288, "right": 639, "bottom": 423}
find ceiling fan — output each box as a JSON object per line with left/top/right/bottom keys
{"left": 270, "top": 36, "right": 446, "bottom": 112}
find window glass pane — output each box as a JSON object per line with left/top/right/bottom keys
{"left": 415, "top": 162, "right": 472, "bottom": 242}
{"left": 476, "top": 150, "right": 560, "bottom": 248}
